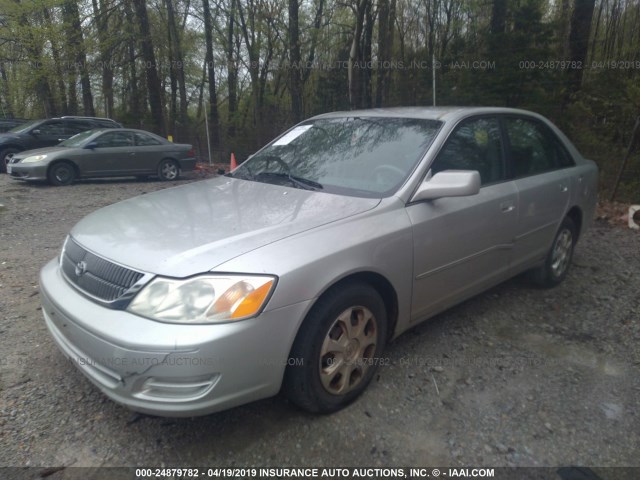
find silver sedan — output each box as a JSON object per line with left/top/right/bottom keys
{"left": 39, "top": 107, "right": 598, "bottom": 416}
{"left": 7, "top": 128, "right": 195, "bottom": 185}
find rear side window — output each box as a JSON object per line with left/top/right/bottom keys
{"left": 134, "top": 132, "right": 163, "bottom": 146}
{"left": 505, "top": 118, "right": 574, "bottom": 177}
{"left": 65, "top": 121, "right": 91, "bottom": 135}
{"left": 94, "top": 119, "right": 120, "bottom": 128}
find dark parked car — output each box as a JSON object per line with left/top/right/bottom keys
{"left": 7, "top": 128, "right": 196, "bottom": 185}
{"left": 0, "top": 116, "right": 121, "bottom": 173}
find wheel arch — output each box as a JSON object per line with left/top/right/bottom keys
{"left": 306, "top": 270, "right": 400, "bottom": 342}
{"left": 157, "top": 156, "right": 180, "bottom": 167}
{"left": 48, "top": 159, "right": 80, "bottom": 177}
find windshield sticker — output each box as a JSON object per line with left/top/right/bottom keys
{"left": 273, "top": 125, "right": 313, "bottom": 145}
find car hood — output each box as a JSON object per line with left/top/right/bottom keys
{"left": 0, "top": 132, "right": 21, "bottom": 142}
{"left": 70, "top": 177, "right": 381, "bottom": 277}
{"left": 13, "top": 146, "right": 68, "bottom": 159}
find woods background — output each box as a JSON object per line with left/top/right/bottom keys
{"left": 0, "top": 0, "right": 639, "bottom": 200}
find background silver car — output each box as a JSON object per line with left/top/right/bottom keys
{"left": 39, "top": 107, "right": 598, "bottom": 416}
{"left": 7, "top": 128, "right": 195, "bottom": 185}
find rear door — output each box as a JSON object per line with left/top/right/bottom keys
{"left": 408, "top": 116, "right": 518, "bottom": 322}
{"left": 503, "top": 116, "right": 574, "bottom": 270}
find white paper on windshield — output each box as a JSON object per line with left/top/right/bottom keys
{"left": 273, "top": 125, "right": 312, "bottom": 145}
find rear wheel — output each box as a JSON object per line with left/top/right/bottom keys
{"left": 531, "top": 216, "right": 577, "bottom": 287}
{"left": 284, "top": 282, "right": 388, "bottom": 413}
{"left": 158, "top": 159, "right": 179, "bottom": 181}
{"left": 47, "top": 162, "right": 76, "bottom": 186}
{"left": 1, "top": 147, "right": 20, "bottom": 174}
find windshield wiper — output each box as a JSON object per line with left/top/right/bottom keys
{"left": 258, "top": 172, "right": 323, "bottom": 190}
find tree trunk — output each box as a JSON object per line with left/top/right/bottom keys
{"left": 361, "top": 0, "right": 373, "bottom": 108}
{"left": 165, "top": 0, "right": 188, "bottom": 139}
{"left": 567, "top": 0, "right": 596, "bottom": 91}
{"left": 227, "top": 0, "right": 238, "bottom": 140}
{"left": 490, "top": 0, "right": 507, "bottom": 35}
{"left": 202, "top": 0, "right": 221, "bottom": 148}
{"left": 375, "top": 0, "right": 389, "bottom": 108}
{"left": 0, "top": 63, "right": 13, "bottom": 117}
{"left": 289, "top": 0, "right": 303, "bottom": 122}
{"left": 132, "top": 0, "right": 167, "bottom": 135}
{"left": 124, "top": 0, "right": 142, "bottom": 124}
{"left": 302, "top": 0, "right": 324, "bottom": 85}
{"left": 92, "top": 0, "right": 114, "bottom": 118}
{"left": 63, "top": 0, "right": 95, "bottom": 116}
{"left": 348, "top": 0, "right": 368, "bottom": 109}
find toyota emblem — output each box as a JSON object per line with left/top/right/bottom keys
{"left": 75, "top": 261, "right": 87, "bottom": 277}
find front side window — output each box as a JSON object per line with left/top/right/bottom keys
{"left": 230, "top": 117, "right": 442, "bottom": 197}
{"left": 505, "top": 118, "right": 574, "bottom": 177}
{"left": 431, "top": 117, "right": 505, "bottom": 185}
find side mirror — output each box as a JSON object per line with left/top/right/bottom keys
{"left": 85, "top": 142, "right": 98, "bottom": 149}
{"left": 411, "top": 170, "right": 481, "bottom": 202}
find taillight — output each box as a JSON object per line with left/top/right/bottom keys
{"left": 187, "top": 148, "right": 195, "bottom": 158}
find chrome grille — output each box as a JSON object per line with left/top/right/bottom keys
{"left": 61, "top": 237, "right": 144, "bottom": 302}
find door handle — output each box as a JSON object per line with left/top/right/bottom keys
{"left": 560, "top": 184, "right": 568, "bottom": 193}
{"left": 500, "top": 202, "right": 515, "bottom": 213}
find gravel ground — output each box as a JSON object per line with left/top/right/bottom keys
{"left": 0, "top": 173, "right": 639, "bottom": 472}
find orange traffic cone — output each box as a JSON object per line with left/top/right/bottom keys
{"left": 230, "top": 152, "right": 238, "bottom": 170}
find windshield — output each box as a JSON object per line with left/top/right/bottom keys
{"left": 60, "top": 130, "right": 96, "bottom": 147}
{"left": 230, "top": 116, "right": 441, "bottom": 197}
{"left": 9, "top": 120, "right": 42, "bottom": 133}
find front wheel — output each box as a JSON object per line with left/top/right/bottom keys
{"left": 531, "top": 216, "right": 577, "bottom": 287}
{"left": 284, "top": 282, "right": 388, "bottom": 413}
{"left": 157, "top": 159, "right": 179, "bottom": 181}
{"left": 47, "top": 162, "right": 76, "bottom": 186}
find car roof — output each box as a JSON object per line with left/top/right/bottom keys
{"left": 86, "top": 127, "right": 159, "bottom": 134}
{"left": 311, "top": 106, "right": 548, "bottom": 123}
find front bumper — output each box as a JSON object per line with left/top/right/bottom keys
{"left": 40, "top": 258, "right": 311, "bottom": 416}
{"left": 8, "top": 162, "right": 48, "bottom": 181}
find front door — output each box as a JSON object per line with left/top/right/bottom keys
{"left": 80, "top": 131, "right": 136, "bottom": 175}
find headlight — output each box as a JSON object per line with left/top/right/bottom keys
{"left": 127, "top": 275, "right": 276, "bottom": 324}
{"left": 21, "top": 154, "right": 47, "bottom": 163}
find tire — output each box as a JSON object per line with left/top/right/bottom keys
{"left": 530, "top": 216, "right": 577, "bottom": 288}
{"left": 157, "top": 159, "right": 179, "bottom": 181}
{"left": 1, "top": 147, "right": 20, "bottom": 174}
{"left": 47, "top": 162, "right": 76, "bottom": 186}
{"left": 284, "top": 282, "right": 388, "bottom": 413}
